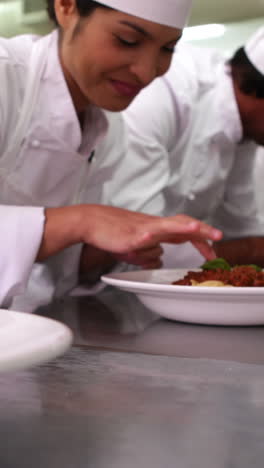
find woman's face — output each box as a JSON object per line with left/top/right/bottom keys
{"left": 56, "top": 1, "right": 182, "bottom": 112}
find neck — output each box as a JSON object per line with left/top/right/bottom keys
{"left": 78, "top": 111, "right": 86, "bottom": 131}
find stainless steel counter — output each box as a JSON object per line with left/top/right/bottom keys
{"left": 1, "top": 347, "right": 264, "bottom": 468}
{"left": 1, "top": 286, "right": 264, "bottom": 467}
{"left": 37, "top": 287, "right": 264, "bottom": 364}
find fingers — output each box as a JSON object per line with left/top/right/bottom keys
{"left": 142, "top": 258, "right": 163, "bottom": 269}
{"left": 115, "top": 244, "right": 164, "bottom": 268}
{"left": 164, "top": 215, "right": 223, "bottom": 241}
{"left": 136, "top": 244, "right": 164, "bottom": 260}
{"left": 79, "top": 244, "right": 115, "bottom": 274}
{"left": 191, "top": 240, "right": 217, "bottom": 261}
{"left": 134, "top": 229, "right": 220, "bottom": 251}
{"left": 134, "top": 216, "right": 222, "bottom": 250}
{"left": 192, "top": 222, "right": 222, "bottom": 242}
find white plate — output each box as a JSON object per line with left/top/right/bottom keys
{"left": 101, "top": 269, "right": 264, "bottom": 326}
{"left": 0, "top": 310, "right": 73, "bottom": 372}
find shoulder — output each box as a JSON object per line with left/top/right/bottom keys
{"left": 0, "top": 35, "right": 40, "bottom": 148}
{"left": 0, "top": 34, "right": 40, "bottom": 96}
{"left": 0, "top": 34, "right": 38, "bottom": 65}
{"left": 123, "top": 76, "right": 176, "bottom": 145}
{"left": 166, "top": 42, "right": 224, "bottom": 96}
{"left": 125, "top": 76, "right": 171, "bottom": 118}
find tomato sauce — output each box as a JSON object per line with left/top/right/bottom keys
{"left": 173, "top": 266, "right": 264, "bottom": 287}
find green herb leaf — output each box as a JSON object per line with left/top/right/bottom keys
{"left": 201, "top": 258, "right": 231, "bottom": 271}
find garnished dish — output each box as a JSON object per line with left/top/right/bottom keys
{"left": 102, "top": 267, "right": 264, "bottom": 325}
{"left": 172, "top": 258, "right": 264, "bottom": 287}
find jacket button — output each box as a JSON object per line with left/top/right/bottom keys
{"left": 31, "top": 139, "right": 40, "bottom": 148}
{"left": 88, "top": 150, "right": 95, "bottom": 163}
{"left": 188, "top": 193, "right": 195, "bottom": 201}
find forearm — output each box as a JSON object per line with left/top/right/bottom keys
{"left": 213, "top": 237, "right": 264, "bottom": 266}
{"left": 37, "top": 206, "right": 84, "bottom": 261}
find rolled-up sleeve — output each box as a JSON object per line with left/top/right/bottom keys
{"left": 0, "top": 205, "right": 45, "bottom": 307}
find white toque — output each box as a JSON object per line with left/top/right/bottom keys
{"left": 245, "top": 27, "right": 264, "bottom": 75}
{"left": 98, "top": 0, "right": 193, "bottom": 29}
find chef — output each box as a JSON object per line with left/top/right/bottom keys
{"left": 0, "top": 0, "right": 223, "bottom": 309}
{"left": 108, "top": 26, "right": 264, "bottom": 267}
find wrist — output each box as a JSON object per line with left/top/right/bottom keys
{"left": 37, "top": 205, "right": 86, "bottom": 261}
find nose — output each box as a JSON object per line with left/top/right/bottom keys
{"left": 130, "top": 52, "right": 161, "bottom": 87}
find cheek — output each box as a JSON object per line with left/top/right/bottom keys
{"left": 157, "top": 55, "right": 173, "bottom": 77}
{"left": 65, "top": 44, "right": 83, "bottom": 77}
{"left": 72, "top": 51, "right": 97, "bottom": 85}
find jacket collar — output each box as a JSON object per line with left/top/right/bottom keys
{"left": 41, "top": 30, "right": 108, "bottom": 151}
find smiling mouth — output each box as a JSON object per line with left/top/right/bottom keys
{"left": 110, "top": 79, "right": 142, "bottom": 98}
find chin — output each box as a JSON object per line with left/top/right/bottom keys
{"left": 105, "top": 102, "right": 132, "bottom": 112}
{"left": 90, "top": 91, "right": 134, "bottom": 112}
{"left": 101, "top": 98, "right": 134, "bottom": 112}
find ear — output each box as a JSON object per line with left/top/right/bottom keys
{"left": 54, "top": 0, "right": 78, "bottom": 28}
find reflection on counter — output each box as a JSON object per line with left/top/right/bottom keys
{"left": 36, "top": 286, "right": 264, "bottom": 364}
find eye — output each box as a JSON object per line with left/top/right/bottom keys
{"left": 115, "top": 36, "right": 138, "bottom": 47}
{"left": 163, "top": 45, "right": 176, "bottom": 54}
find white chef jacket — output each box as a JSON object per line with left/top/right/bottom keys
{"left": 0, "top": 206, "right": 44, "bottom": 308}
{"left": 107, "top": 43, "right": 263, "bottom": 245}
{"left": 0, "top": 31, "right": 125, "bottom": 310}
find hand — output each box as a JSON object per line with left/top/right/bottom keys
{"left": 114, "top": 243, "right": 164, "bottom": 269}
{"left": 80, "top": 243, "right": 164, "bottom": 282}
{"left": 79, "top": 206, "right": 222, "bottom": 260}
{"left": 38, "top": 205, "right": 222, "bottom": 262}
{"left": 79, "top": 245, "right": 117, "bottom": 283}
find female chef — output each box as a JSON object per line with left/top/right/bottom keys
{"left": 0, "top": 0, "right": 222, "bottom": 309}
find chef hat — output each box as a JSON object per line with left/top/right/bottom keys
{"left": 245, "top": 27, "right": 264, "bottom": 75}
{"left": 98, "top": 0, "right": 193, "bottom": 29}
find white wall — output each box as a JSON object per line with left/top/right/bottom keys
{"left": 0, "top": 1, "right": 263, "bottom": 46}
{"left": 184, "top": 17, "right": 264, "bottom": 53}
{"left": 0, "top": 0, "right": 52, "bottom": 37}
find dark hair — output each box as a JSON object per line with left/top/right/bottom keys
{"left": 229, "top": 47, "right": 264, "bottom": 99}
{"left": 46, "top": 0, "right": 108, "bottom": 26}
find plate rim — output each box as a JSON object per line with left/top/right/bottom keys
{"left": 0, "top": 309, "right": 73, "bottom": 372}
{"left": 101, "top": 268, "right": 264, "bottom": 295}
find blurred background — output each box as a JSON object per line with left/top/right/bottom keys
{"left": 0, "top": 0, "right": 263, "bottom": 50}
{"left": 0, "top": 0, "right": 263, "bottom": 209}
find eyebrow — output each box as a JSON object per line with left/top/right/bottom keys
{"left": 118, "top": 20, "right": 182, "bottom": 44}
{"left": 119, "top": 21, "right": 153, "bottom": 39}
